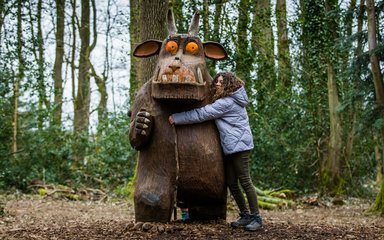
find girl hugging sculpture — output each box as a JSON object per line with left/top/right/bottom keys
{"left": 129, "top": 9, "right": 228, "bottom": 222}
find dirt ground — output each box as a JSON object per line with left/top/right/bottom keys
{"left": 0, "top": 195, "right": 383, "bottom": 240}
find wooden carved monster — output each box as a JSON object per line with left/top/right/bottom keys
{"left": 129, "top": 10, "right": 228, "bottom": 223}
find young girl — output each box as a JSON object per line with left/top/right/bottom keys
{"left": 169, "top": 72, "right": 262, "bottom": 231}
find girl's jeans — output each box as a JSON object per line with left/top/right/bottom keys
{"left": 225, "top": 150, "right": 259, "bottom": 214}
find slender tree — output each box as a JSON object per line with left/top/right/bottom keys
{"left": 73, "top": 0, "right": 92, "bottom": 162}
{"left": 53, "top": 0, "right": 65, "bottom": 127}
{"left": 235, "top": 0, "right": 251, "bottom": 84}
{"left": 275, "top": 0, "right": 292, "bottom": 88}
{"left": 366, "top": 0, "right": 384, "bottom": 215}
{"left": 70, "top": 0, "right": 76, "bottom": 106}
{"left": 12, "top": 0, "right": 25, "bottom": 154}
{"left": 209, "top": 0, "right": 224, "bottom": 73}
{"left": 74, "top": 0, "right": 91, "bottom": 133}
{"left": 0, "top": 0, "right": 6, "bottom": 48}
{"left": 0, "top": 0, "right": 3, "bottom": 31}
{"left": 344, "top": 0, "right": 364, "bottom": 175}
{"left": 36, "top": 0, "right": 49, "bottom": 126}
{"left": 251, "top": 0, "right": 276, "bottom": 109}
{"left": 89, "top": 0, "right": 108, "bottom": 126}
{"left": 202, "top": 0, "right": 209, "bottom": 41}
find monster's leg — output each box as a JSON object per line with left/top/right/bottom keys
{"left": 177, "top": 188, "right": 227, "bottom": 221}
{"left": 134, "top": 167, "right": 176, "bottom": 223}
{"left": 188, "top": 195, "right": 227, "bottom": 221}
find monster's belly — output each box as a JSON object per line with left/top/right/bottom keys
{"left": 175, "top": 122, "right": 226, "bottom": 198}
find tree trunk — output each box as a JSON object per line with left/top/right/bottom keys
{"left": 366, "top": 0, "right": 384, "bottom": 106}
{"left": 209, "top": 0, "right": 223, "bottom": 74}
{"left": 202, "top": 0, "right": 209, "bottom": 41}
{"left": 325, "top": 63, "right": 343, "bottom": 194}
{"left": 74, "top": 0, "right": 91, "bottom": 134}
{"left": 53, "top": 0, "right": 65, "bottom": 127}
{"left": 235, "top": 0, "right": 251, "bottom": 84}
{"left": 367, "top": 0, "right": 384, "bottom": 215}
{"left": 0, "top": 0, "right": 5, "bottom": 50}
{"left": 138, "top": 0, "right": 168, "bottom": 86}
{"left": 320, "top": 0, "right": 344, "bottom": 195}
{"left": 73, "top": 0, "right": 91, "bottom": 162}
{"left": 129, "top": 0, "right": 140, "bottom": 103}
{"left": 275, "top": 0, "right": 291, "bottom": 88}
{"left": 70, "top": 0, "right": 77, "bottom": 106}
{"left": 374, "top": 135, "right": 383, "bottom": 184}
{"left": 88, "top": 0, "right": 108, "bottom": 127}
{"left": 36, "top": 0, "right": 49, "bottom": 127}
{"left": 13, "top": 0, "right": 24, "bottom": 154}
{"left": 251, "top": 0, "right": 276, "bottom": 109}
{"left": 345, "top": 0, "right": 364, "bottom": 171}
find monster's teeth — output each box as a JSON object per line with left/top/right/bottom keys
{"left": 197, "top": 68, "right": 204, "bottom": 84}
{"left": 162, "top": 75, "right": 167, "bottom": 82}
{"left": 185, "top": 76, "right": 192, "bottom": 82}
{"left": 172, "top": 75, "right": 178, "bottom": 82}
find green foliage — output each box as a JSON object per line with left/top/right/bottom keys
{"left": 80, "top": 112, "right": 136, "bottom": 189}
{"left": 0, "top": 111, "right": 136, "bottom": 192}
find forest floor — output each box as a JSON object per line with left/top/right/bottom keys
{"left": 0, "top": 194, "right": 383, "bottom": 240}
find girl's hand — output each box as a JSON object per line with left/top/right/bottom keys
{"left": 169, "top": 116, "right": 175, "bottom": 125}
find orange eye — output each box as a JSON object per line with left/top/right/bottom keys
{"left": 165, "top": 41, "right": 178, "bottom": 55}
{"left": 186, "top": 42, "right": 199, "bottom": 54}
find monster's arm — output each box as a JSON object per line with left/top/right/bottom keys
{"left": 172, "top": 98, "right": 231, "bottom": 125}
{"left": 129, "top": 84, "right": 153, "bottom": 150}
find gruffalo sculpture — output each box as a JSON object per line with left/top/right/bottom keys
{"left": 129, "top": 9, "right": 228, "bottom": 223}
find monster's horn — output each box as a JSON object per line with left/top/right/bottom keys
{"left": 167, "top": 9, "right": 177, "bottom": 35}
{"left": 188, "top": 11, "right": 200, "bottom": 36}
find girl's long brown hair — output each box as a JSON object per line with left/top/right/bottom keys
{"left": 212, "top": 72, "right": 244, "bottom": 101}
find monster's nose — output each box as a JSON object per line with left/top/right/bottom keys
{"left": 169, "top": 59, "right": 181, "bottom": 72}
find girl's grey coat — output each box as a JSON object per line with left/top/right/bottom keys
{"left": 172, "top": 86, "right": 254, "bottom": 155}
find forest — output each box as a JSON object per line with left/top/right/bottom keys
{"left": 0, "top": 0, "right": 384, "bottom": 239}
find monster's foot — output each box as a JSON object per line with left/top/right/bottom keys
{"left": 134, "top": 191, "right": 174, "bottom": 223}
{"left": 188, "top": 202, "right": 227, "bottom": 221}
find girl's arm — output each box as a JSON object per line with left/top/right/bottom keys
{"left": 171, "top": 98, "right": 230, "bottom": 125}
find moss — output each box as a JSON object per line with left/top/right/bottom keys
{"left": 320, "top": 168, "right": 346, "bottom": 197}
{"left": 369, "top": 180, "right": 384, "bottom": 216}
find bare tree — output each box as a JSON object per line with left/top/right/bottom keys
{"left": 53, "top": 0, "right": 65, "bottom": 127}
{"left": 73, "top": 0, "right": 92, "bottom": 162}
{"left": 74, "top": 0, "right": 91, "bottom": 135}
{"left": 13, "top": 0, "right": 24, "bottom": 154}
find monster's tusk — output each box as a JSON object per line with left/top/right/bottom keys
{"left": 197, "top": 68, "right": 204, "bottom": 84}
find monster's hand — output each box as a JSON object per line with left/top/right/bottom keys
{"left": 129, "top": 108, "right": 153, "bottom": 150}
{"left": 135, "top": 109, "right": 153, "bottom": 136}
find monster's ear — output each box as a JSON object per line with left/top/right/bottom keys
{"left": 133, "top": 40, "right": 163, "bottom": 58}
{"left": 203, "top": 42, "right": 228, "bottom": 60}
